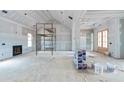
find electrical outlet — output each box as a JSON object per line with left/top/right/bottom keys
{"left": 2, "top": 43, "right": 5, "bottom": 45}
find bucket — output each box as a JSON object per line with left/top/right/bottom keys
{"left": 106, "top": 63, "right": 116, "bottom": 72}
{"left": 94, "top": 63, "right": 104, "bottom": 74}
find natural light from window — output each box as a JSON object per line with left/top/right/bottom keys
{"left": 28, "top": 33, "right": 32, "bottom": 47}
{"left": 103, "top": 30, "right": 107, "bottom": 48}
{"left": 98, "top": 30, "right": 108, "bottom": 48}
{"left": 98, "top": 32, "right": 102, "bottom": 47}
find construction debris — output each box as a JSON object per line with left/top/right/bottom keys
{"left": 117, "top": 65, "right": 124, "bottom": 72}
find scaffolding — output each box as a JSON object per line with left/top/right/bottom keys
{"left": 36, "top": 23, "right": 56, "bottom": 55}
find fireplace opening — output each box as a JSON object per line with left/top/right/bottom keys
{"left": 13, "top": 45, "right": 22, "bottom": 56}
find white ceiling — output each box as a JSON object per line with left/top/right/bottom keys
{"left": 1, "top": 10, "right": 124, "bottom": 30}
{"left": 80, "top": 10, "right": 124, "bottom": 29}
{"left": 47, "top": 10, "right": 74, "bottom": 29}
{"left": 0, "top": 10, "right": 47, "bottom": 28}
{"left": 0, "top": 10, "right": 75, "bottom": 29}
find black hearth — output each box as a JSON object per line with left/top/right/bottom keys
{"left": 13, "top": 45, "right": 22, "bottom": 56}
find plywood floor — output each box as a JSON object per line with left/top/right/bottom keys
{"left": 0, "top": 51, "right": 124, "bottom": 82}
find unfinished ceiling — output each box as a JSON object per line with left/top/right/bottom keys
{"left": 47, "top": 10, "right": 74, "bottom": 29}
{"left": 80, "top": 10, "right": 124, "bottom": 29}
{"left": 0, "top": 10, "right": 75, "bottom": 29}
{"left": 1, "top": 10, "right": 124, "bottom": 30}
{"left": 0, "top": 10, "right": 46, "bottom": 28}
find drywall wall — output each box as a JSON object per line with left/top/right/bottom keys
{"left": 80, "top": 29, "right": 93, "bottom": 51}
{"left": 72, "top": 11, "right": 83, "bottom": 51}
{"left": 93, "top": 17, "right": 120, "bottom": 58}
{"left": 36, "top": 36, "right": 42, "bottom": 51}
{"left": 35, "top": 23, "right": 72, "bottom": 51}
{"left": 72, "top": 22, "right": 80, "bottom": 51}
{"left": 0, "top": 17, "right": 35, "bottom": 60}
{"left": 55, "top": 23, "right": 72, "bottom": 51}
{"left": 36, "top": 23, "right": 72, "bottom": 51}
{"left": 119, "top": 18, "right": 124, "bottom": 58}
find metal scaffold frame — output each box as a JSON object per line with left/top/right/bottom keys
{"left": 36, "top": 23, "right": 56, "bottom": 56}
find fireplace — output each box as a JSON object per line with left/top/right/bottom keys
{"left": 13, "top": 45, "right": 22, "bottom": 56}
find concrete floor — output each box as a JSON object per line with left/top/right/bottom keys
{"left": 0, "top": 51, "right": 124, "bottom": 82}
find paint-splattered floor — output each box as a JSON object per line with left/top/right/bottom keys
{"left": 0, "top": 51, "right": 124, "bottom": 82}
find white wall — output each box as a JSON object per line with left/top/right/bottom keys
{"left": 0, "top": 17, "right": 35, "bottom": 60}
{"left": 34, "top": 23, "right": 72, "bottom": 51}
{"left": 72, "top": 22, "right": 80, "bottom": 51}
{"left": 55, "top": 23, "right": 72, "bottom": 51}
{"left": 119, "top": 18, "right": 124, "bottom": 58}
{"left": 93, "top": 17, "right": 120, "bottom": 58}
{"left": 72, "top": 11, "right": 83, "bottom": 51}
{"left": 80, "top": 29, "right": 93, "bottom": 51}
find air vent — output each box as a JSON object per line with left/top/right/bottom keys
{"left": 68, "top": 16, "right": 73, "bottom": 20}
{"left": 24, "top": 13, "right": 27, "bottom": 15}
{"left": 2, "top": 10, "right": 8, "bottom": 14}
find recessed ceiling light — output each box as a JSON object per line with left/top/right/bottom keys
{"left": 2, "top": 10, "right": 8, "bottom": 14}
{"left": 60, "top": 11, "right": 63, "bottom": 14}
{"left": 33, "top": 25, "right": 36, "bottom": 27}
{"left": 24, "top": 13, "right": 27, "bottom": 15}
{"left": 68, "top": 16, "right": 73, "bottom": 20}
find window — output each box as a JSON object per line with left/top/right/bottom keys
{"left": 97, "top": 30, "right": 108, "bottom": 48}
{"left": 28, "top": 33, "right": 32, "bottom": 47}
{"left": 103, "top": 30, "right": 107, "bottom": 48}
{"left": 98, "top": 32, "right": 102, "bottom": 47}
